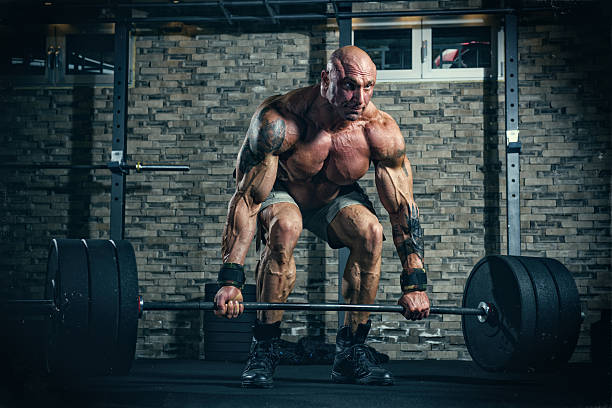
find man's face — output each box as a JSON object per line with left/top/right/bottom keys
{"left": 322, "top": 62, "right": 376, "bottom": 121}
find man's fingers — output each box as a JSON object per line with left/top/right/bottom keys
{"left": 399, "top": 296, "right": 430, "bottom": 321}
{"left": 220, "top": 299, "right": 243, "bottom": 319}
{"left": 227, "top": 300, "right": 236, "bottom": 319}
{"left": 215, "top": 294, "right": 232, "bottom": 318}
{"left": 213, "top": 296, "right": 222, "bottom": 315}
{"left": 230, "top": 300, "right": 239, "bottom": 318}
{"left": 226, "top": 301, "right": 231, "bottom": 318}
{"left": 214, "top": 303, "right": 226, "bottom": 317}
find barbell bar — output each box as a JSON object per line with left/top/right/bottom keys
{"left": 2, "top": 299, "right": 489, "bottom": 317}
{"left": 140, "top": 299, "right": 489, "bottom": 317}
{"left": 0, "top": 161, "right": 190, "bottom": 173}
{"left": 1, "top": 238, "right": 582, "bottom": 378}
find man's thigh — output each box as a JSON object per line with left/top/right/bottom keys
{"left": 259, "top": 202, "right": 303, "bottom": 246}
{"left": 303, "top": 187, "right": 378, "bottom": 248}
{"left": 327, "top": 204, "right": 380, "bottom": 249}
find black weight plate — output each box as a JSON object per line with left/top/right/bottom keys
{"left": 85, "top": 240, "right": 120, "bottom": 375}
{"left": 204, "top": 341, "right": 253, "bottom": 354}
{"left": 44, "top": 239, "right": 60, "bottom": 374}
{"left": 205, "top": 331, "right": 254, "bottom": 344}
{"left": 45, "top": 240, "right": 60, "bottom": 308}
{"left": 204, "top": 338, "right": 253, "bottom": 347}
{"left": 514, "top": 257, "right": 561, "bottom": 369}
{"left": 541, "top": 258, "right": 581, "bottom": 366}
{"left": 112, "top": 240, "right": 139, "bottom": 375}
{"left": 462, "top": 255, "right": 537, "bottom": 372}
{"left": 204, "top": 351, "right": 250, "bottom": 362}
{"left": 204, "top": 311, "right": 256, "bottom": 324}
{"left": 204, "top": 321, "right": 256, "bottom": 333}
{"left": 53, "top": 239, "right": 90, "bottom": 377}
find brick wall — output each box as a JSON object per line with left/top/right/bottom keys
{"left": 0, "top": 5, "right": 609, "bottom": 363}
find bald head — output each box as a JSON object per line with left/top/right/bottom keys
{"left": 327, "top": 46, "right": 377, "bottom": 78}
{"left": 321, "top": 46, "right": 377, "bottom": 122}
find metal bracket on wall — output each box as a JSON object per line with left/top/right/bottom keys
{"left": 110, "top": 20, "right": 131, "bottom": 241}
{"left": 504, "top": 13, "right": 521, "bottom": 256}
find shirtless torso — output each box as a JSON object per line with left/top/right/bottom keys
{"left": 239, "top": 85, "right": 404, "bottom": 211}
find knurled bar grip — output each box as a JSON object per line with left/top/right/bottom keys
{"left": 142, "top": 300, "right": 488, "bottom": 316}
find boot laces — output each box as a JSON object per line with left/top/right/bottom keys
{"left": 245, "top": 340, "right": 278, "bottom": 372}
{"left": 351, "top": 344, "right": 381, "bottom": 371}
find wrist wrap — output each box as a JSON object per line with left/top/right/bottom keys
{"left": 218, "top": 263, "right": 246, "bottom": 290}
{"left": 400, "top": 267, "right": 427, "bottom": 293}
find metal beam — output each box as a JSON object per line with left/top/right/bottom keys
{"left": 336, "top": 1, "right": 352, "bottom": 329}
{"left": 110, "top": 20, "right": 131, "bottom": 241}
{"left": 504, "top": 13, "right": 521, "bottom": 256}
{"left": 263, "top": 0, "right": 279, "bottom": 24}
{"left": 218, "top": 0, "right": 234, "bottom": 25}
{"left": 3, "top": 3, "right": 560, "bottom": 25}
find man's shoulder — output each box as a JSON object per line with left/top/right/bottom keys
{"left": 259, "top": 85, "right": 318, "bottom": 117}
{"left": 363, "top": 105, "right": 404, "bottom": 162}
{"left": 364, "top": 105, "right": 401, "bottom": 137}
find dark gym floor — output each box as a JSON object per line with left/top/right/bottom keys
{"left": 1, "top": 359, "right": 610, "bottom": 408}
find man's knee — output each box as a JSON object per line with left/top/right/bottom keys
{"left": 267, "top": 216, "right": 302, "bottom": 264}
{"left": 352, "top": 219, "right": 383, "bottom": 256}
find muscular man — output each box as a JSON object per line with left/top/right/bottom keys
{"left": 214, "top": 46, "right": 430, "bottom": 388}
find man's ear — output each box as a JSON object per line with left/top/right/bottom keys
{"left": 320, "top": 70, "right": 329, "bottom": 96}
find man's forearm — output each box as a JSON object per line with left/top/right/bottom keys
{"left": 221, "top": 192, "right": 260, "bottom": 265}
{"left": 390, "top": 206, "right": 424, "bottom": 270}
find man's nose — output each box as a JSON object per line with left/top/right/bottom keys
{"left": 353, "top": 88, "right": 365, "bottom": 105}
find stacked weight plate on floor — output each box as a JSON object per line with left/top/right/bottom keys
{"left": 462, "top": 255, "right": 581, "bottom": 372}
{"left": 45, "top": 239, "right": 138, "bottom": 377}
{"left": 203, "top": 283, "right": 256, "bottom": 362}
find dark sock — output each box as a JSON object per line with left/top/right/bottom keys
{"left": 353, "top": 320, "right": 372, "bottom": 344}
{"left": 252, "top": 320, "right": 281, "bottom": 341}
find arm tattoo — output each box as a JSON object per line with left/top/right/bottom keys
{"left": 392, "top": 204, "right": 424, "bottom": 263}
{"left": 238, "top": 107, "right": 286, "bottom": 175}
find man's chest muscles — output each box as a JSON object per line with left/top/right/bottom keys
{"left": 280, "top": 124, "right": 371, "bottom": 186}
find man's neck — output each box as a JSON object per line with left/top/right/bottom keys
{"left": 310, "top": 94, "right": 355, "bottom": 132}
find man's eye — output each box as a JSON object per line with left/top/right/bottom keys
{"left": 344, "top": 82, "right": 355, "bottom": 90}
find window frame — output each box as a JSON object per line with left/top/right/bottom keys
{"left": 353, "top": 14, "right": 504, "bottom": 83}
{"left": 352, "top": 17, "right": 422, "bottom": 81}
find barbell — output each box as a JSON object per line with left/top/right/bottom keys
{"left": 1, "top": 238, "right": 582, "bottom": 377}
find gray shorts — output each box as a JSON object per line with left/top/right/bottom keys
{"left": 259, "top": 184, "right": 377, "bottom": 249}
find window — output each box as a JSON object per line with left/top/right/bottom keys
{"left": 1, "top": 32, "right": 47, "bottom": 76}
{"left": 0, "top": 24, "right": 133, "bottom": 86}
{"left": 431, "top": 27, "right": 491, "bottom": 69}
{"left": 353, "top": 15, "right": 504, "bottom": 82}
{"left": 66, "top": 34, "right": 115, "bottom": 75}
{"left": 353, "top": 29, "right": 413, "bottom": 70}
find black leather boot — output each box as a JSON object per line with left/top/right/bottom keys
{"left": 331, "top": 320, "right": 394, "bottom": 386}
{"left": 241, "top": 321, "right": 281, "bottom": 388}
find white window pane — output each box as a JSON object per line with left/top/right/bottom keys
{"left": 354, "top": 29, "right": 412, "bottom": 71}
